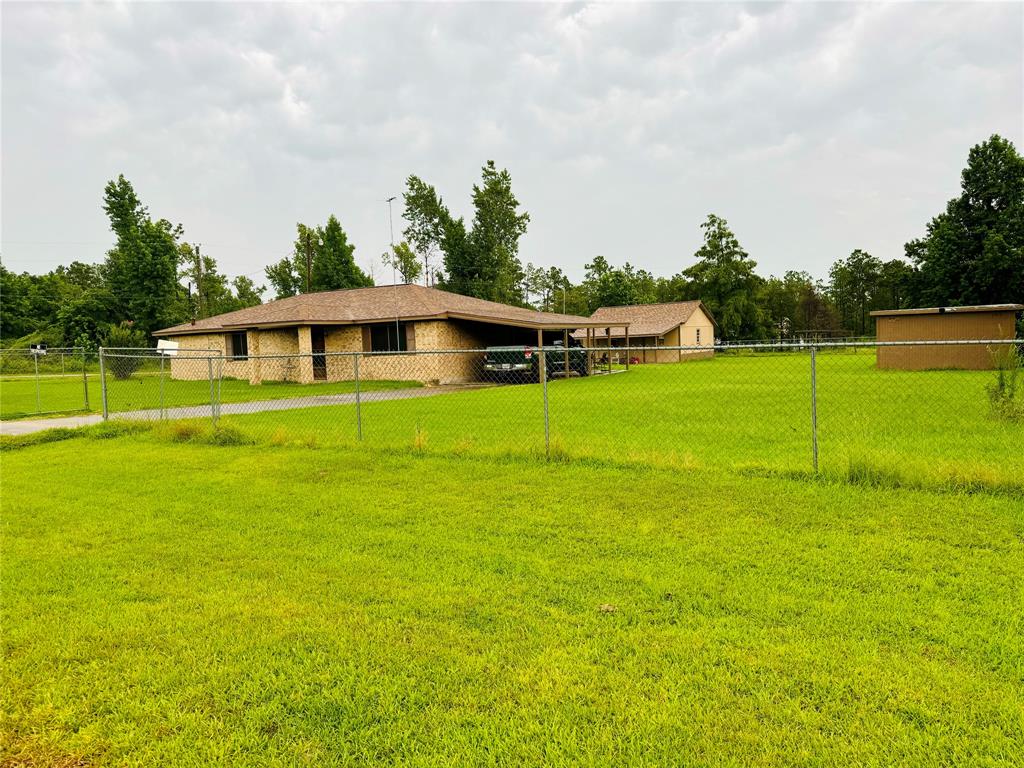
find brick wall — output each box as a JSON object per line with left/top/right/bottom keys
{"left": 167, "top": 320, "right": 487, "bottom": 385}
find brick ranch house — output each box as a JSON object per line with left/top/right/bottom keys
{"left": 573, "top": 301, "right": 716, "bottom": 363}
{"left": 153, "top": 284, "right": 627, "bottom": 385}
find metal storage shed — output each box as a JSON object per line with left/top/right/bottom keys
{"left": 870, "top": 304, "right": 1022, "bottom": 370}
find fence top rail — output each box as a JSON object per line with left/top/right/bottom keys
{"left": 100, "top": 347, "right": 222, "bottom": 356}
{"left": 95, "top": 338, "right": 1023, "bottom": 361}
{"left": 1, "top": 346, "right": 86, "bottom": 354}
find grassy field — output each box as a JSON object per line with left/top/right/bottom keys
{"left": 2, "top": 427, "right": 1022, "bottom": 766}
{"left": 200, "top": 352, "right": 1020, "bottom": 490}
{"left": 3, "top": 352, "right": 1019, "bottom": 488}
{"left": 0, "top": 374, "right": 418, "bottom": 420}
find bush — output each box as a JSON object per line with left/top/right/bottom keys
{"left": 204, "top": 425, "right": 253, "bottom": 446}
{"left": 987, "top": 345, "right": 1023, "bottom": 422}
{"left": 104, "top": 321, "right": 148, "bottom": 380}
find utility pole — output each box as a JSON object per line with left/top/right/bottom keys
{"left": 386, "top": 196, "right": 399, "bottom": 350}
{"left": 304, "top": 231, "right": 312, "bottom": 294}
{"left": 194, "top": 243, "right": 203, "bottom": 319}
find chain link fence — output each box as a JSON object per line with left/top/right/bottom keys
{"left": 0, "top": 347, "right": 92, "bottom": 418}
{"left": 96, "top": 340, "right": 1022, "bottom": 485}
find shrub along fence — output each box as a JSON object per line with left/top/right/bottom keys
{"left": 96, "top": 340, "right": 1022, "bottom": 485}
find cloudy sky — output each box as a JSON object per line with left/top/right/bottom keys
{"left": 2, "top": 1, "right": 1021, "bottom": 289}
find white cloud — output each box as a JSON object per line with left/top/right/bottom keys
{"left": 1, "top": 1, "right": 1021, "bottom": 283}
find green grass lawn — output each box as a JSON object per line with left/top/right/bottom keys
{"left": 2, "top": 430, "right": 1022, "bottom": 766}
{"left": 210, "top": 352, "right": 1021, "bottom": 490}
{"left": 0, "top": 374, "right": 418, "bottom": 420}
{"left": 4, "top": 351, "right": 1020, "bottom": 488}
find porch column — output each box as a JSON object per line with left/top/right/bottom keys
{"left": 297, "top": 325, "right": 314, "bottom": 384}
{"left": 624, "top": 325, "right": 630, "bottom": 370}
{"left": 247, "top": 330, "right": 262, "bottom": 385}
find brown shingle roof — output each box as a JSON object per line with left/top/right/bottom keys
{"left": 155, "top": 284, "right": 615, "bottom": 336}
{"left": 572, "top": 301, "right": 713, "bottom": 339}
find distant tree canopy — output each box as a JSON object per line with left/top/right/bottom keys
{"left": 264, "top": 215, "right": 372, "bottom": 298}
{"left": 3, "top": 138, "right": 1021, "bottom": 350}
{"left": 1, "top": 175, "right": 263, "bottom": 348}
{"left": 402, "top": 161, "right": 530, "bottom": 306}
{"left": 760, "top": 271, "right": 838, "bottom": 339}
{"left": 906, "top": 134, "right": 1024, "bottom": 308}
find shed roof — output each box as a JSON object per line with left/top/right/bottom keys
{"left": 572, "top": 301, "right": 714, "bottom": 339}
{"left": 870, "top": 304, "right": 1024, "bottom": 317}
{"left": 155, "top": 284, "right": 620, "bottom": 336}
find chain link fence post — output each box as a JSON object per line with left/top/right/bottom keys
{"left": 33, "top": 350, "right": 41, "bottom": 414}
{"left": 541, "top": 348, "right": 550, "bottom": 460}
{"left": 98, "top": 347, "right": 109, "bottom": 420}
{"left": 353, "top": 353, "right": 363, "bottom": 440}
{"left": 208, "top": 357, "right": 217, "bottom": 427}
{"left": 810, "top": 345, "right": 819, "bottom": 472}
{"left": 82, "top": 348, "right": 90, "bottom": 411}
{"left": 216, "top": 357, "right": 223, "bottom": 423}
{"left": 159, "top": 354, "right": 166, "bottom": 420}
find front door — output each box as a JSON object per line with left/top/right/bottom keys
{"left": 311, "top": 328, "right": 327, "bottom": 380}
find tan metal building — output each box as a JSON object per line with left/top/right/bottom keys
{"left": 154, "top": 284, "right": 625, "bottom": 385}
{"left": 870, "top": 304, "right": 1022, "bottom": 370}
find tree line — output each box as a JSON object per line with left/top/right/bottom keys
{"left": 2, "top": 134, "right": 1021, "bottom": 348}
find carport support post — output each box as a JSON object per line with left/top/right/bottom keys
{"left": 353, "top": 354, "right": 363, "bottom": 441}
{"left": 625, "top": 326, "right": 630, "bottom": 370}
{"left": 810, "top": 345, "right": 819, "bottom": 473}
{"left": 563, "top": 329, "right": 569, "bottom": 378}
{"left": 538, "top": 329, "right": 549, "bottom": 459}
{"left": 99, "top": 347, "right": 108, "bottom": 420}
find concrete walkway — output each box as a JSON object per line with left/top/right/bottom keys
{"left": 1, "top": 383, "right": 490, "bottom": 436}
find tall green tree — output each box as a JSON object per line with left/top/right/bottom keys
{"left": 264, "top": 256, "right": 303, "bottom": 299}
{"left": 314, "top": 215, "right": 370, "bottom": 290}
{"left": 580, "top": 257, "right": 657, "bottom": 311}
{"left": 827, "top": 249, "right": 882, "bottom": 335}
{"left": 761, "top": 271, "right": 839, "bottom": 339}
{"left": 231, "top": 276, "right": 264, "bottom": 309}
{"left": 264, "top": 217, "right": 371, "bottom": 298}
{"left": 101, "top": 175, "right": 184, "bottom": 336}
{"left": 906, "top": 134, "right": 1024, "bottom": 306}
{"left": 680, "top": 214, "right": 766, "bottom": 340}
{"left": 179, "top": 243, "right": 227, "bottom": 320}
{"left": 402, "top": 161, "right": 530, "bottom": 305}
{"left": 178, "top": 243, "right": 263, "bottom": 318}
{"left": 385, "top": 241, "right": 423, "bottom": 284}
{"left": 876, "top": 259, "right": 915, "bottom": 311}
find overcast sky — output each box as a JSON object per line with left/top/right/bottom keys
{"left": 2, "top": 1, "right": 1021, "bottom": 289}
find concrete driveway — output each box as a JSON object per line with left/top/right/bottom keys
{"left": 1, "top": 383, "right": 490, "bottom": 436}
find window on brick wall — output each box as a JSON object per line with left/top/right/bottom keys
{"left": 228, "top": 331, "right": 248, "bottom": 360}
{"left": 365, "top": 322, "right": 409, "bottom": 352}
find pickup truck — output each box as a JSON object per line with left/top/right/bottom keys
{"left": 483, "top": 340, "right": 590, "bottom": 382}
